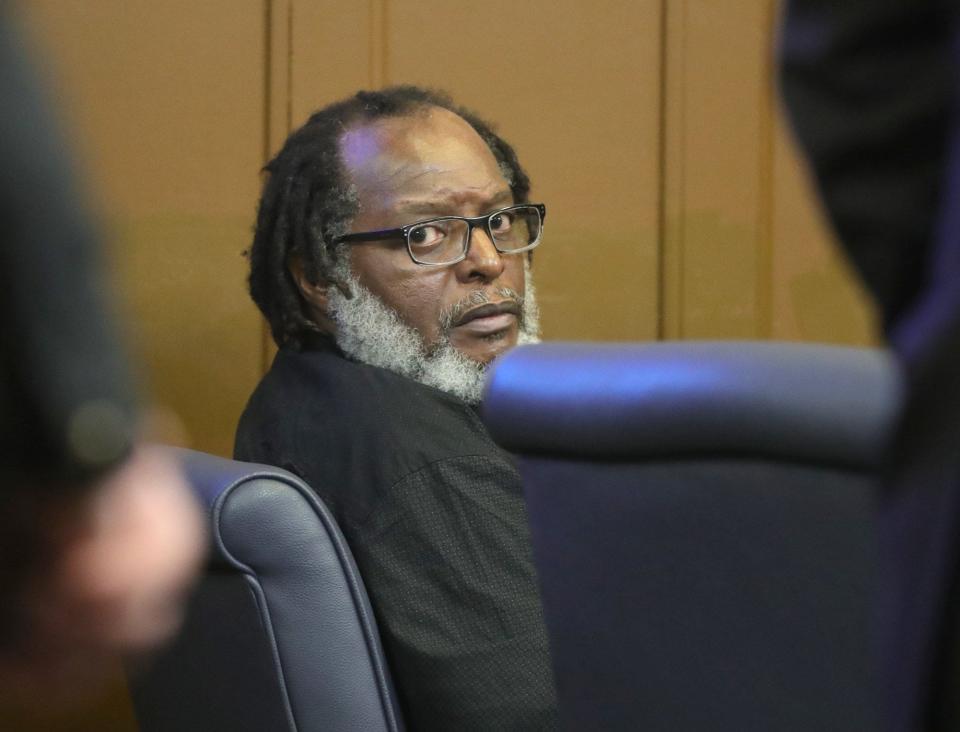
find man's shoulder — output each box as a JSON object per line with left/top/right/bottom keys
{"left": 246, "top": 345, "right": 474, "bottom": 429}
{"left": 234, "top": 346, "right": 510, "bottom": 511}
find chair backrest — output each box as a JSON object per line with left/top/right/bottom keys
{"left": 483, "top": 341, "right": 901, "bottom": 732}
{"left": 127, "top": 448, "right": 403, "bottom": 732}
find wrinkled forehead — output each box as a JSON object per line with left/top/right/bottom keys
{"left": 338, "top": 107, "right": 507, "bottom": 205}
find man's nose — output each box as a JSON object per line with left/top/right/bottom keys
{"left": 456, "top": 224, "right": 505, "bottom": 282}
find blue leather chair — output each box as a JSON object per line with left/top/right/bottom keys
{"left": 483, "top": 341, "right": 901, "bottom": 732}
{"left": 127, "top": 449, "right": 403, "bottom": 732}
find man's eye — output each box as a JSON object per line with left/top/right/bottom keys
{"left": 408, "top": 224, "right": 446, "bottom": 248}
{"left": 489, "top": 212, "right": 514, "bottom": 234}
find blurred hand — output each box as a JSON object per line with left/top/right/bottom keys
{"left": 0, "top": 445, "right": 205, "bottom": 697}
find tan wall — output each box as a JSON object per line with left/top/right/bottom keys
{"left": 281, "top": 0, "right": 876, "bottom": 345}
{"left": 9, "top": 1, "right": 876, "bottom": 729}
{"left": 18, "top": 0, "right": 266, "bottom": 462}
{"left": 662, "top": 0, "right": 876, "bottom": 343}
{"left": 20, "top": 0, "right": 877, "bottom": 460}
{"left": 283, "top": 0, "right": 663, "bottom": 342}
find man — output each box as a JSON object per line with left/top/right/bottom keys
{"left": 0, "top": 9, "right": 203, "bottom": 697}
{"left": 781, "top": 1, "right": 960, "bottom": 729}
{"left": 235, "top": 87, "right": 556, "bottom": 730}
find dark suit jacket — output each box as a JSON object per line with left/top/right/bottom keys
{"left": 781, "top": 1, "right": 960, "bottom": 729}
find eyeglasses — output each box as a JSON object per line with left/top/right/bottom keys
{"left": 332, "top": 203, "right": 546, "bottom": 266}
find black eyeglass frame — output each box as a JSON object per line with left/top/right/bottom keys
{"left": 331, "top": 203, "right": 547, "bottom": 267}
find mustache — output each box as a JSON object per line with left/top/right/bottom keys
{"left": 438, "top": 286, "right": 524, "bottom": 333}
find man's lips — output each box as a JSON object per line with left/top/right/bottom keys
{"left": 453, "top": 301, "right": 521, "bottom": 328}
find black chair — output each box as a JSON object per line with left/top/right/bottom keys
{"left": 483, "top": 341, "right": 901, "bottom": 732}
{"left": 127, "top": 449, "right": 403, "bottom": 732}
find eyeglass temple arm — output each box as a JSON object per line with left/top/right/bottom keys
{"left": 333, "top": 228, "right": 406, "bottom": 245}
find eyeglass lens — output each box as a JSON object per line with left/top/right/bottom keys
{"left": 407, "top": 206, "right": 542, "bottom": 265}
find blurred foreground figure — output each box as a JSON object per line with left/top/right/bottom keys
{"left": 0, "top": 11, "right": 203, "bottom": 698}
{"left": 781, "top": 1, "right": 960, "bottom": 729}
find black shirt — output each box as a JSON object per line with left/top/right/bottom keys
{"left": 234, "top": 338, "right": 557, "bottom": 731}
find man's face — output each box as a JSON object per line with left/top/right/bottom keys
{"left": 338, "top": 107, "right": 526, "bottom": 365}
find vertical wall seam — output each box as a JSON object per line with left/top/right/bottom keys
{"left": 381, "top": 0, "right": 389, "bottom": 86}
{"left": 262, "top": 0, "right": 273, "bottom": 168}
{"left": 755, "top": 0, "right": 776, "bottom": 340}
{"left": 655, "top": 0, "right": 668, "bottom": 341}
{"left": 368, "top": 0, "right": 376, "bottom": 88}
{"left": 260, "top": 0, "right": 294, "bottom": 375}
{"left": 368, "top": 0, "right": 389, "bottom": 88}
{"left": 285, "top": 0, "right": 293, "bottom": 133}
{"left": 660, "top": 0, "right": 687, "bottom": 341}
{"left": 260, "top": 0, "right": 274, "bottom": 375}
{"left": 676, "top": 0, "right": 688, "bottom": 340}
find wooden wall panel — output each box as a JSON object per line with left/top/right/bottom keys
{"left": 663, "top": 0, "right": 877, "bottom": 344}
{"left": 283, "top": 1, "right": 872, "bottom": 347}
{"left": 285, "top": 0, "right": 663, "bottom": 342}
{"left": 286, "top": 1, "right": 374, "bottom": 124}
{"left": 19, "top": 0, "right": 266, "bottom": 458}
{"left": 387, "top": 0, "right": 663, "bottom": 342}
{"left": 264, "top": 1, "right": 386, "bottom": 364}
{"left": 662, "top": 0, "right": 774, "bottom": 339}
{"left": 770, "top": 104, "right": 878, "bottom": 345}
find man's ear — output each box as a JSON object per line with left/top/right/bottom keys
{"left": 288, "top": 255, "right": 339, "bottom": 333}
{"left": 288, "top": 255, "right": 329, "bottom": 312}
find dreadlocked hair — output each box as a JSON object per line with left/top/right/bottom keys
{"left": 247, "top": 85, "right": 532, "bottom": 350}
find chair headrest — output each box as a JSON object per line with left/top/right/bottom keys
{"left": 482, "top": 341, "right": 901, "bottom": 468}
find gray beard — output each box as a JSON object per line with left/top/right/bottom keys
{"left": 326, "top": 265, "right": 541, "bottom": 404}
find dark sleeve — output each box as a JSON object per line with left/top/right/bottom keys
{"left": 778, "top": 0, "right": 959, "bottom": 328}
{"left": 0, "top": 13, "right": 137, "bottom": 486}
{"left": 350, "top": 455, "right": 558, "bottom": 732}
